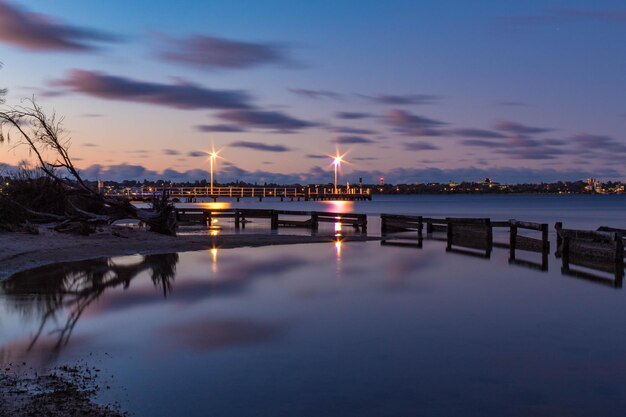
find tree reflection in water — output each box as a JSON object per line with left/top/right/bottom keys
{"left": 1, "top": 253, "right": 179, "bottom": 353}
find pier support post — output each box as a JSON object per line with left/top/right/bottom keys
{"left": 311, "top": 213, "right": 319, "bottom": 231}
{"left": 555, "top": 222, "right": 563, "bottom": 256}
{"left": 417, "top": 216, "right": 423, "bottom": 239}
{"left": 541, "top": 223, "right": 549, "bottom": 253}
{"left": 509, "top": 221, "right": 517, "bottom": 261}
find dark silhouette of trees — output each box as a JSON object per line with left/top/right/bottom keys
{"left": 0, "top": 96, "right": 177, "bottom": 234}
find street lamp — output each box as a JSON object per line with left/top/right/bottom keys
{"left": 209, "top": 150, "right": 218, "bottom": 195}
{"left": 332, "top": 154, "right": 343, "bottom": 194}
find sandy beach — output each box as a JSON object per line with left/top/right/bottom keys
{"left": 0, "top": 225, "right": 376, "bottom": 281}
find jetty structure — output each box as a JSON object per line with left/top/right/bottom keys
{"left": 176, "top": 207, "right": 367, "bottom": 232}
{"left": 106, "top": 185, "right": 372, "bottom": 202}
{"left": 380, "top": 214, "right": 624, "bottom": 283}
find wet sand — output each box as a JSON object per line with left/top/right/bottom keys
{"left": 1, "top": 363, "right": 126, "bottom": 417}
{"left": 0, "top": 225, "right": 376, "bottom": 281}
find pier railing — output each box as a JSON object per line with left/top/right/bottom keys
{"left": 105, "top": 186, "right": 372, "bottom": 201}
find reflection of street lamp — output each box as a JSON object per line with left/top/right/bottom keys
{"left": 210, "top": 151, "right": 218, "bottom": 194}
{"left": 333, "top": 155, "right": 342, "bottom": 194}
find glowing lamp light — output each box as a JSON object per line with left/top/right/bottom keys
{"left": 207, "top": 148, "right": 222, "bottom": 195}
{"left": 330, "top": 152, "right": 347, "bottom": 194}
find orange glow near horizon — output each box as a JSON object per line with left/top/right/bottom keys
{"left": 199, "top": 202, "right": 231, "bottom": 210}
{"left": 321, "top": 200, "right": 354, "bottom": 213}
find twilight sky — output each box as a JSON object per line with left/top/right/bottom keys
{"left": 1, "top": 0, "right": 625, "bottom": 184}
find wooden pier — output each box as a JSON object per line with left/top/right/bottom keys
{"left": 380, "top": 214, "right": 550, "bottom": 260}
{"left": 555, "top": 222, "right": 624, "bottom": 284}
{"left": 106, "top": 186, "right": 372, "bottom": 202}
{"left": 176, "top": 208, "right": 367, "bottom": 232}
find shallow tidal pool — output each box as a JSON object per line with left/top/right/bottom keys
{"left": 1, "top": 238, "right": 625, "bottom": 417}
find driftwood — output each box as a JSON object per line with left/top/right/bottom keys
{"left": 0, "top": 98, "right": 177, "bottom": 235}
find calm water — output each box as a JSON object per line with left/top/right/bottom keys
{"left": 175, "top": 194, "right": 626, "bottom": 232}
{"left": 1, "top": 195, "right": 625, "bottom": 416}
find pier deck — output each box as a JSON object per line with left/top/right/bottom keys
{"left": 106, "top": 186, "right": 372, "bottom": 202}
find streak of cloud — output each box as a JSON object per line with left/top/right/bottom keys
{"left": 0, "top": 0, "right": 120, "bottom": 52}
{"left": 229, "top": 141, "right": 292, "bottom": 152}
{"left": 155, "top": 33, "right": 293, "bottom": 69}
{"left": 53, "top": 69, "right": 253, "bottom": 110}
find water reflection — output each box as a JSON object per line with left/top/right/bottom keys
{"left": 0, "top": 254, "right": 178, "bottom": 356}
{"left": 380, "top": 232, "right": 624, "bottom": 288}
{"left": 561, "top": 254, "right": 624, "bottom": 288}
{"left": 210, "top": 247, "right": 219, "bottom": 273}
{"left": 198, "top": 201, "right": 231, "bottom": 210}
{"left": 320, "top": 200, "right": 354, "bottom": 213}
{"left": 2, "top": 238, "right": 626, "bottom": 416}
{"left": 0, "top": 252, "right": 313, "bottom": 362}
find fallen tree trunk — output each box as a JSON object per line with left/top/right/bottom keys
{"left": 0, "top": 98, "right": 178, "bottom": 235}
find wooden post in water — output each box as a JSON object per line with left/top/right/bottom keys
{"left": 555, "top": 222, "right": 563, "bottom": 256}
{"left": 417, "top": 216, "right": 423, "bottom": 239}
{"left": 509, "top": 220, "right": 517, "bottom": 261}
{"left": 541, "top": 223, "right": 549, "bottom": 253}
{"left": 311, "top": 212, "right": 319, "bottom": 231}
{"left": 234, "top": 210, "right": 240, "bottom": 229}
{"left": 271, "top": 211, "right": 278, "bottom": 230}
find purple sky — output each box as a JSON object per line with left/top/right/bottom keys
{"left": 1, "top": 0, "right": 625, "bottom": 184}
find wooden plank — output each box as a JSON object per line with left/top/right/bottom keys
{"left": 510, "top": 220, "right": 545, "bottom": 231}
{"left": 559, "top": 228, "right": 618, "bottom": 242}
{"left": 491, "top": 221, "right": 510, "bottom": 228}
{"left": 597, "top": 226, "right": 626, "bottom": 238}
{"left": 277, "top": 219, "right": 312, "bottom": 228}
{"left": 383, "top": 220, "right": 422, "bottom": 230}
{"left": 381, "top": 213, "right": 422, "bottom": 221}
{"left": 430, "top": 224, "right": 447, "bottom": 233}
{"left": 514, "top": 235, "right": 545, "bottom": 253}
{"left": 446, "top": 217, "right": 491, "bottom": 225}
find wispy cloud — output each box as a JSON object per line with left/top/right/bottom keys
{"left": 195, "top": 124, "right": 247, "bottom": 133}
{"left": 571, "top": 133, "right": 626, "bottom": 154}
{"left": 155, "top": 33, "right": 294, "bottom": 69}
{"left": 334, "top": 112, "right": 373, "bottom": 120}
{"left": 384, "top": 108, "right": 446, "bottom": 136}
{"left": 0, "top": 0, "right": 120, "bottom": 52}
{"left": 331, "top": 135, "right": 375, "bottom": 144}
{"left": 330, "top": 126, "right": 377, "bottom": 135}
{"left": 53, "top": 70, "right": 253, "bottom": 110}
{"left": 452, "top": 128, "right": 506, "bottom": 139}
{"left": 162, "top": 149, "right": 180, "bottom": 156}
{"left": 495, "top": 120, "right": 554, "bottom": 136}
{"left": 404, "top": 141, "right": 440, "bottom": 151}
{"left": 305, "top": 154, "right": 328, "bottom": 159}
{"left": 216, "top": 109, "right": 316, "bottom": 133}
{"left": 188, "top": 151, "right": 207, "bottom": 157}
{"left": 289, "top": 88, "right": 342, "bottom": 100}
{"left": 357, "top": 93, "right": 439, "bottom": 105}
{"left": 229, "top": 141, "right": 292, "bottom": 152}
